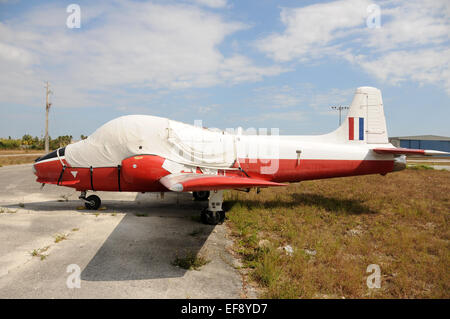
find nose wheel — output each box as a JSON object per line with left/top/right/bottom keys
{"left": 200, "top": 190, "right": 225, "bottom": 225}
{"left": 79, "top": 191, "right": 101, "bottom": 210}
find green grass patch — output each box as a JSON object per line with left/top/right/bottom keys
{"left": 54, "top": 233, "right": 68, "bottom": 243}
{"left": 135, "top": 213, "right": 148, "bottom": 217}
{"left": 31, "top": 246, "right": 50, "bottom": 261}
{"left": 407, "top": 164, "right": 434, "bottom": 170}
{"left": 172, "top": 251, "right": 210, "bottom": 270}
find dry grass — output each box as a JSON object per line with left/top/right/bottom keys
{"left": 224, "top": 169, "right": 450, "bottom": 298}
{"left": 0, "top": 155, "right": 39, "bottom": 166}
{"left": 0, "top": 150, "right": 44, "bottom": 155}
{"left": 0, "top": 208, "right": 17, "bottom": 214}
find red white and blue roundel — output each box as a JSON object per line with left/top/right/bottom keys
{"left": 348, "top": 117, "right": 364, "bottom": 141}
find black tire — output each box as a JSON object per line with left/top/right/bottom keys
{"left": 218, "top": 210, "right": 226, "bottom": 223}
{"left": 200, "top": 209, "right": 225, "bottom": 225}
{"left": 193, "top": 191, "right": 210, "bottom": 201}
{"left": 85, "top": 195, "right": 101, "bottom": 210}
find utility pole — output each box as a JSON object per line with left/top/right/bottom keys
{"left": 44, "top": 82, "right": 52, "bottom": 153}
{"left": 331, "top": 105, "right": 349, "bottom": 126}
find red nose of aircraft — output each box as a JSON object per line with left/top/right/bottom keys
{"left": 33, "top": 147, "right": 66, "bottom": 182}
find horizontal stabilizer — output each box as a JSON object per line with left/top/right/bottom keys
{"left": 160, "top": 173, "right": 286, "bottom": 192}
{"left": 372, "top": 148, "right": 449, "bottom": 156}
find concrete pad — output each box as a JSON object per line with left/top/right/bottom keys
{"left": 0, "top": 164, "right": 244, "bottom": 298}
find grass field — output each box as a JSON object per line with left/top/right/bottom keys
{"left": 224, "top": 169, "right": 450, "bottom": 298}
{"left": 408, "top": 162, "right": 449, "bottom": 166}
{"left": 0, "top": 150, "right": 43, "bottom": 155}
{"left": 0, "top": 150, "right": 44, "bottom": 167}
{"left": 0, "top": 155, "right": 41, "bottom": 167}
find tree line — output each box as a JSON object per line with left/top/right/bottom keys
{"left": 0, "top": 135, "right": 87, "bottom": 150}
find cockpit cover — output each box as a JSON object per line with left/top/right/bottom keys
{"left": 65, "top": 115, "right": 236, "bottom": 168}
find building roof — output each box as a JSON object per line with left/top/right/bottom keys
{"left": 389, "top": 135, "right": 450, "bottom": 141}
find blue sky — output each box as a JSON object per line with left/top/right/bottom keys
{"left": 0, "top": 0, "right": 449, "bottom": 139}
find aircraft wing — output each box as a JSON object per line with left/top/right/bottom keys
{"left": 159, "top": 173, "right": 286, "bottom": 192}
{"left": 372, "top": 147, "right": 449, "bottom": 156}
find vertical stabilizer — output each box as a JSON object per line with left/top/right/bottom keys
{"left": 328, "top": 87, "right": 388, "bottom": 144}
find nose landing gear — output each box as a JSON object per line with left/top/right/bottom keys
{"left": 79, "top": 191, "right": 101, "bottom": 210}
{"left": 200, "top": 190, "right": 225, "bottom": 225}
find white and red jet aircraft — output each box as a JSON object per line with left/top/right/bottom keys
{"left": 33, "top": 87, "right": 447, "bottom": 224}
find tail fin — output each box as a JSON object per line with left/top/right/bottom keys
{"left": 329, "top": 87, "right": 388, "bottom": 144}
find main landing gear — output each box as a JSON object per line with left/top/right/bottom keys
{"left": 79, "top": 191, "right": 101, "bottom": 210}
{"left": 200, "top": 190, "right": 225, "bottom": 225}
{"left": 78, "top": 190, "right": 225, "bottom": 223}
{"left": 193, "top": 191, "right": 210, "bottom": 201}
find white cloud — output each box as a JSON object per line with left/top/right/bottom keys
{"left": 190, "top": 0, "right": 228, "bottom": 9}
{"left": 269, "top": 93, "right": 301, "bottom": 108}
{"left": 256, "top": 0, "right": 450, "bottom": 94}
{"left": 308, "top": 87, "right": 355, "bottom": 111}
{"left": 0, "top": 42, "right": 37, "bottom": 65}
{"left": 354, "top": 49, "right": 450, "bottom": 94}
{"left": 252, "top": 84, "right": 354, "bottom": 112}
{"left": 366, "top": 1, "right": 450, "bottom": 50}
{"left": 256, "top": 0, "right": 371, "bottom": 62}
{"left": 0, "top": 1, "right": 285, "bottom": 108}
{"left": 196, "top": 104, "right": 219, "bottom": 114}
{"left": 254, "top": 110, "right": 305, "bottom": 122}
{"left": 218, "top": 55, "right": 287, "bottom": 84}
{"left": 252, "top": 85, "right": 304, "bottom": 108}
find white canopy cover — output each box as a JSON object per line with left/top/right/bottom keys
{"left": 65, "top": 115, "right": 236, "bottom": 168}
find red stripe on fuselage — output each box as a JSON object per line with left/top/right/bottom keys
{"left": 34, "top": 156, "right": 395, "bottom": 192}
{"left": 239, "top": 158, "right": 394, "bottom": 183}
